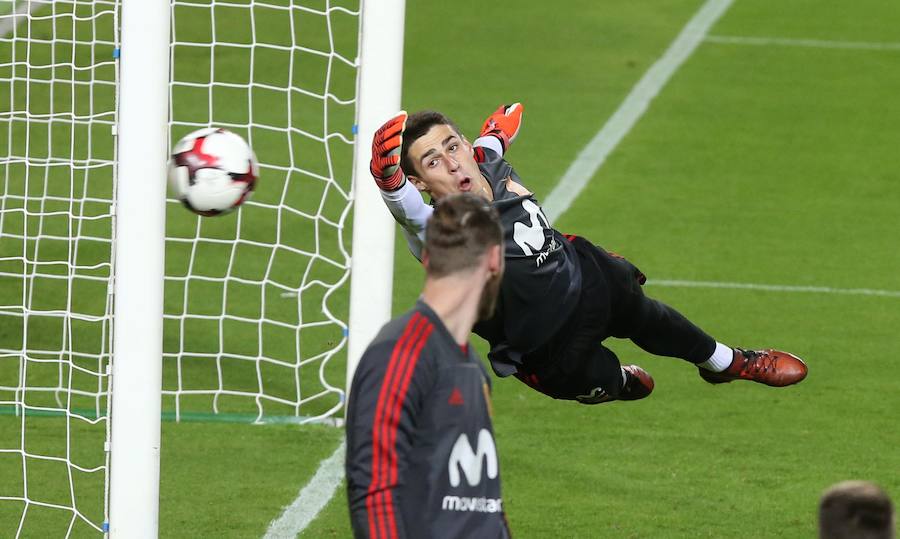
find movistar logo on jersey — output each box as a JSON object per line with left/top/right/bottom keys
{"left": 512, "top": 199, "right": 550, "bottom": 256}
{"left": 441, "top": 495, "right": 503, "bottom": 513}
{"left": 441, "top": 407, "right": 503, "bottom": 514}
{"left": 447, "top": 429, "right": 498, "bottom": 487}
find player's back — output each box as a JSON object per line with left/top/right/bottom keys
{"left": 345, "top": 302, "right": 510, "bottom": 539}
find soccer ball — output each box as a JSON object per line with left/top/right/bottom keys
{"left": 168, "top": 127, "right": 259, "bottom": 216}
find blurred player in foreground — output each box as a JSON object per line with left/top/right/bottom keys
{"left": 345, "top": 194, "right": 510, "bottom": 538}
{"left": 819, "top": 481, "right": 895, "bottom": 539}
{"left": 368, "top": 104, "right": 808, "bottom": 404}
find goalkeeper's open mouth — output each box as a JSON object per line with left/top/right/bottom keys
{"left": 458, "top": 176, "right": 472, "bottom": 191}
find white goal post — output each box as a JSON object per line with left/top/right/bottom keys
{"left": 0, "top": 0, "right": 403, "bottom": 535}
{"left": 346, "top": 0, "right": 405, "bottom": 405}
{"left": 107, "top": 0, "right": 170, "bottom": 534}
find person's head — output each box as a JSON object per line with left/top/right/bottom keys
{"left": 423, "top": 193, "right": 504, "bottom": 320}
{"left": 400, "top": 110, "right": 485, "bottom": 201}
{"left": 819, "top": 481, "right": 895, "bottom": 539}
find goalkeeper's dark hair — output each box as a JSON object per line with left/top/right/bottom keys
{"left": 400, "top": 110, "right": 463, "bottom": 176}
{"left": 424, "top": 193, "right": 502, "bottom": 278}
{"left": 818, "top": 481, "right": 895, "bottom": 539}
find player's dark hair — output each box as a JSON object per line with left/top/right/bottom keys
{"left": 819, "top": 481, "right": 895, "bottom": 539}
{"left": 400, "top": 110, "right": 463, "bottom": 177}
{"left": 424, "top": 193, "right": 502, "bottom": 278}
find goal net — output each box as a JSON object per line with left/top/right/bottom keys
{"left": 0, "top": 0, "right": 394, "bottom": 534}
{"left": 164, "top": 0, "right": 360, "bottom": 425}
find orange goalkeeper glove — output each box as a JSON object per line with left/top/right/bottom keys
{"left": 369, "top": 111, "right": 407, "bottom": 191}
{"left": 479, "top": 103, "right": 524, "bottom": 152}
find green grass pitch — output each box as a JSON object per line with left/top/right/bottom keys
{"left": 3, "top": 0, "right": 900, "bottom": 537}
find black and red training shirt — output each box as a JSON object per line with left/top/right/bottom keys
{"left": 345, "top": 301, "right": 510, "bottom": 539}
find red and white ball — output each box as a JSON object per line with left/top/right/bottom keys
{"left": 168, "top": 127, "right": 259, "bottom": 216}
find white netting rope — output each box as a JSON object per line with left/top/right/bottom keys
{"left": 0, "top": 0, "right": 360, "bottom": 534}
{"left": 165, "top": 0, "right": 359, "bottom": 424}
{"left": 0, "top": 0, "right": 119, "bottom": 534}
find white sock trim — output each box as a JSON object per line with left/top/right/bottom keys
{"left": 698, "top": 342, "right": 733, "bottom": 372}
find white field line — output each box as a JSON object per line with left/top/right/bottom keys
{"left": 0, "top": 0, "right": 50, "bottom": 37}
{"left": 647, "top": 279, "right": 900, "bottom": 298}
{"left": 705, "top": 35, "right": 900, "bottom": 51}
{"left": 541, "top": 0, "right": 734, "bottom": 222}
{"left": 263, "top": 440, "right": 346, "bottom": 539}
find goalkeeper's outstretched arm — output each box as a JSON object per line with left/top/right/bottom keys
{"left": 369, "top": 111, "right": 424, "bottom": 259}
{"left": 380, "top": 181, "right": 430, "bottom": 260}
{"left": 475, "top": 103, "right": 523, "bottom": 155}
{"left": 370, "top": 105, "right": 523, "bottom": 260}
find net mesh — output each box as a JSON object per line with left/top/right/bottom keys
{"left": 164, "top": 0, "right": 359, "bottom": 423}
{"left": 0, "top": 0, "right": 360, "bottom": 534}
{"left": 0, "top": 0, "right": 117, "bottom": 533}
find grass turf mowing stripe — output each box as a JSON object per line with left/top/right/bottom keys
{"left": 541, "top": 0, "right": 734, "bottom": 222}
{"left": 705, "top": 35, "right": 900, "bottom": 51}
{"left": 263, "top": 440, "right": 346, "bottom": 539}
{"left": 647, "top": 279, "right": 900, "bottom": 298}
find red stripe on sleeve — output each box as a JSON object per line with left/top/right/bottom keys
{"left": 365, "top": 312, "right": 424, "bottom": 539}
{"left": 382, "top": 321, "right": 434, "bottom": 537}
{"left": 386, "top": 323, "right": 434, "bottom": 487}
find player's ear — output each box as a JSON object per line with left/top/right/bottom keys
{"left": 408, "top": 175, "right": 429, "bottom": 193}
{"left": 487, "top": 244, "right": 503, "bottom": 276}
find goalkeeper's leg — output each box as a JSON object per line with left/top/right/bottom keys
{"left": 513, "top": 246, "right": 654, "bottom": 404}
{"left": 584, "top": 239, "right": 807, "bottom": 387}
{"left": 516, "top": 343, "right": 653, "bottom": 404}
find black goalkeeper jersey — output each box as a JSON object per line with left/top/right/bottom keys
{"left": 472, "top": 147, "right": 583, "bottom": 376}
{"left": 346, "top": 301, "right": 510, "bottom": 539}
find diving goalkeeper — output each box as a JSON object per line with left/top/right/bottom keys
{"left": 368, "top": 105, "right": 807, "bottom": 404}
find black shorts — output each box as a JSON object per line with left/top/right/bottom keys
{"left": 515, "top": 236, "right": 648, "bottom": 402}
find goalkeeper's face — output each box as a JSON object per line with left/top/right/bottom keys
{"left": 406, "top": 124, "right": 486, "bottom": 200}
